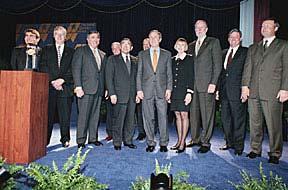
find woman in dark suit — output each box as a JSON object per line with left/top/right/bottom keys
{"left": 170, "top": 38, "right": 194, "bottom": 153}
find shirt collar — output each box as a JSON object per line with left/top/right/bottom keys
{"left": 263, "top": 36, "right": 276, "bottom": 46}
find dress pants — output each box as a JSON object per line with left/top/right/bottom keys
{"left": 106, "top": 100, "right": 114, "bottom": 137}
{"left": 142, "top": 90, "right": 169, "bottom": 147}
{"left": 76, "top": 94, "right": 102, "bottom": 144}
{"left": 248, "top": 98, "right": 283, "bottom": 158}
{"left": 112, "top": 97, "right": 136, "bottom": 146}
{"left": 47, "top": 89, "right": 72, "bottom": 145}
{"left": 221, "top": 98, "right": 247, "bottom": 152}
{"left": 190, "top": 90, "right": 215, "bottom": 147}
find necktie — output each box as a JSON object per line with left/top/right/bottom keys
{"left": 125, "top": 55, "right": 131, "bottom": 74}
{"left": 57, "top": 46, "right": 61, "bottom": 68}
{"left": 93, "top": 49, "right": 101, "bottom": 70}
{"left": 195, "top": 40, "right": 201, "bottom": 56}
{"left": 227, "top": 49, "right": 233, "bottom": 66}
{"left": 263, "top": 40, "right": 268, "bottom": 51}
{"left": 57, "top": 45, "right": 61, "bottom": 68}
{"left": 152, "top": 49, "right": 158, "bottom": 72}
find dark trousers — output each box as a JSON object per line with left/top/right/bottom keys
{"left": 221, "top": 98, "right": 247, "bottom": 151}
{"left": 136, "top": 103, "right": 145, "bottom": 135}
{"left": 112, "top": 98, "right": 136, "bottom": 146}
{"left": 76, "top": 94, "right": 102, "bottom": 144}
{"left": 190, "top": 90, "right": 215, "bottom": 147}
{"left": 248, "top": 98, "right": 283, "bottom": 158}
{"left": 47, "top": 89, "right": 72, "bottom": 145}
{"left": 106, "top": 100, "right": 114, "bottom": 137}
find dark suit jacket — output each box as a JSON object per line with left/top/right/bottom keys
{"left": 72, "top": 45, "right": 107, "bottom": 96}
{"left": 187, "top": 37, "right": 222, "bottom": 92}
{"left": 10, "top": 45, "right": 41, "bottom": 70}
{"left": 219, "top": 46, "right": 248, "bottom": 101}
{"left": 39, "top": 44, "right": 75, "bottom": 97}
{"left": 105, "top": 54, "right": 138, "bottom": 104}
{"left": 242, "top": 38, "right": 288, "bottom": 100}
{"left": 136, "top": 48, "right": 172, "bottom": 99}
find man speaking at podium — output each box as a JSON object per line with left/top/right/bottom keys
{"left": 10, "top": 28, "right": 41, "bottom": 71}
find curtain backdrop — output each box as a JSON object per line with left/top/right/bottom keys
{"left": 0, "top": 0, "right": 242, "bottom": 69}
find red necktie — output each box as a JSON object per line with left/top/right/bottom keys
{"left": 227, "top": 49, "right": 233, "bottom": 65}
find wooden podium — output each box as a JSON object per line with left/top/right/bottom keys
{"left": 0, "top": 71, "right": 48, "bottom": 164}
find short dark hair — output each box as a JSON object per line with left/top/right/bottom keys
{"left": 87, "top": 30, "right": 100, "bottom": 38}
{"left": 228, "top": 28, "right": 242, "bottom": 38}
{"left": 24, "top": 28, "right": 40, "bottom": 39}
{"left": 263, "top": 17, "right": 280, "bottom": 28}
{"left": 120, "top": 37, "right": 133, "bottom": 46}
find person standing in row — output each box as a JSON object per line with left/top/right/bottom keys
{"left": 241, "top": 18, "right": 288, "bottom": 164}
{"left": 137, "top": 30, "right": 172, "bottom": 153}
{"left": 72, "top": 30, "right": 107, "bottom": 148}
{"left": 187, "top": 19, "right": 222, "bottom": 153}
{"left": 170, "top": 38, "right": 194, "bottom": 153}
{"left": 40, "top": 26, "right": 75, "bottom": 147}
{"left": 106, "top": 38, "right": 138, "bottom": 150}
{"left": 104, "top": 41, "right": 121, "bottom": 142}
{"left": 218, "top": 28, "right": 248, "bottom": 155}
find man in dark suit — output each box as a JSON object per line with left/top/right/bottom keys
{"left": 104, "top": 41, "right": 121, "bottom": 142}
{"left": 218, "top": 29, "right": 248, "bottom": 155}
{"left": 39, "top": 26, "right": 74, "bottom": 147}
{"left": 106, "top": 38, "right": 137, "bottom": 150}
{"left": 137, "top": 30, "right": 172, "bottom": 152}
{"left": 11, "top": 28, "right": 41, "bottom": 71}
{"left": 187, "top": 19, "right": 222, "bottom": 153}
{"left": 72, "top": 31, "right": 107, "bottom": 148}
{"left": 241, "top": 18, "right": 288, "bottom": 164}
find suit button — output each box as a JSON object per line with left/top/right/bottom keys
{"left": 176, "top": 68, "right": 178, "bottom": 70}
{"left": 226, "top": 74, "right": 228, "bottom": 77}
{"left": 174, "top": 79, "right": 177, "bottom": 82}
{"left": 175, "top": 74, "right": 178, "bottom": 76}
{"left": 174, "top": 85, "right": 177, "bottom": 88}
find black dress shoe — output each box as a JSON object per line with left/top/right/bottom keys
{"left": 136, "top": 133, "right": 146, "bottom": 141}
{"left": 268, "top": 156, "right": 279, "bottom": 164}
{"left": 246, "top": 151, "right": 261, "bottom": 159}
{"left": 176, "top": 144, "right": 186, "bottom": 153}
{"left": 234, "top": 150, "right": 243, "bottom": 156}
{"left": 146, "top": 146, "right": 155, "bottom": 152}
{"left": 186, "top": 141, "right": 201, "bottom": 148}
{"left": 62, "top": 141, "right": 70, "bottom": 148}
{"left": 78, "top": 143, "right": 86, "bottom": 148}
{"left": 197, "top": 146, "right": 210, "bottom": 153}
{"left": 170, "top": 144, "right": 180, "bottom": 150}
{"left": 219, "top": 144, "right": 233, "bottom": 150}
{"left": 88, "top": 141, "right": 103, "bottom": 146}
{"left": 160, "top": 146, "right": 168, "bottom": 152}
{"left": 124, "top": 143, "right": 137, "bottom": 149}
{"left": 114, "top": 146, "right": 121, "bottom": 150}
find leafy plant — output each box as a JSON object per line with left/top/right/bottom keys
{"left": 230, "top": 162, "right": 288, "bottom": 190}
{"left": 26, "top": 148, "right": 108, "bottom": 190}
{"left": 131, "top": 159, "right": 205, "bottom": 190}
{"left": 0, "top": 156, "right": 24, "bottom": 190}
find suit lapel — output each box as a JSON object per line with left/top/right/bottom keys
{"left": 86, "top": 46, "right": 98, "bottom": 70}
{"left": 118, "top": 55, "right": 130, "bottom": 76}
{"left": 197, "top": 37, "right": 208, "bottom": 57}
{"left": 146, "top": 49, "right": 154, "bottom": 71}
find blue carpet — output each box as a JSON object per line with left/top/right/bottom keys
{"left": 37, "top": 119, "right": 288, "bottom": 190}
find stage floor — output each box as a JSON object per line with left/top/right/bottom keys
{"left": 40, "top": 121, "right": 288, "bottom": 190}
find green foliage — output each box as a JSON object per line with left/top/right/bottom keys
{"left": 26, "top": 148, "right": 108, "bottom": 190}
{"left": 0, "top": 156, "right": 24, "bottom": 190}
{"left": 231, "top": 162, "right": 288, "bottom": 190}
{"left": 131, "top": 159, "right": 205, "bottom": 190}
